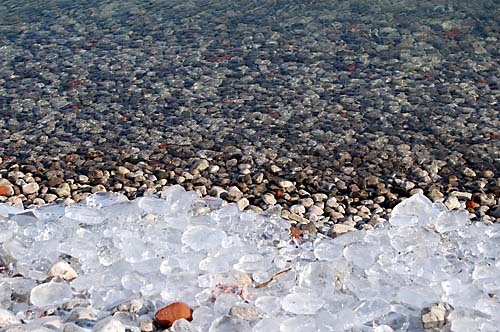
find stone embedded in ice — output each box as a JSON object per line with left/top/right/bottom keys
{"left": 182, "top": 225, "right": 227, "bottom": 251}
{"left": 434, "top": 210, "right": 469, "bottom": 233}
{"left": 30, "top": 281, "right": 73, "bottom": 307}
{"left": 208, "top": 315, "right": 252, "bottom": 332}
{"left": 374, "top": 325, "right": 395, "bottom": 332}
{"left": 281, "top": 292, "right": 325, "bottom": 315}
{"left": 229, "top": 304, "right": 260, "bottom": 321}
{"left": 0, "top": 308, "right": 20, "bottom": 328}
{"left": 93, "top": 317, "right": 125, "bottom": 332}
{"left": 280, "top": 316, "right": 317, "bottom": 332}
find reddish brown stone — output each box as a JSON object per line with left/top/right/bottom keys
{"left": 155, "top": 302, "right": 193, "bottom": 328}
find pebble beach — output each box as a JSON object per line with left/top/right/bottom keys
{"left": 1, "top": 0, "right": 499, "bottom": 233}
{"left": 0, "top": 0, "right": 499, "bottom": 330}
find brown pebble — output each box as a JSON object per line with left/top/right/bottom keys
{"left": 155, "top": 302, "right": 193, "bottom": 328}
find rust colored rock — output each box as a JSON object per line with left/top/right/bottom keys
{"left": 155, "top": 302, "right": 193, "bottom": 327}
{"left": 0, "top": 185, "right": 14, "bottom": 196}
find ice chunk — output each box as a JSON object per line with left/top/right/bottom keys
{"left": 435, "top": 210, "right": 469, "bottom": 233}
{"left": 208, "top": 315, "right": 251, "bottom": 332}
{"left": 86, "top": 191, "right": 128, "bottom": 208}
{"left": 298, "top": 262, "right": 337, "bottom": 291}
{"left": 233, "top": 254, "right": 272, "bottom": 273}
{"left": 343, "top": 242, "right": 379, "bottom": 269}
{"left": 30, "top": 282, "right": 73, "bottom": 307}
{"left": 252, "top": 317, "right": 281, "bottom": 332}
{"left": 182, "top": 225, "right": 226, "bottom": 251}
{"left": 313, "top": 241, "right": 343, "bottom": 261}
{"left": 353, "top": 298, "right": 391, "bottom": 323}
{"left": 281, "top": 292, "right": 325, "bottom": 315}
{"left": 389, "top": 193, "right": 438, "bottom": 226}
{"left": 65, "top": 205, "right": 106, "bottom": 225}
{"left": 280, "top": 316, "right": 317, "bottom": 332}
{"left": 255, "top": 296, "right": 281, "bottom": 316}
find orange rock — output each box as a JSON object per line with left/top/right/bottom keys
{"left": 0, "top": 185, "right": 13, "bottom": 196}
{"left": 466, "top": 200, "right": 479, "bottom": 209}
{"left": 155, "top": 302, "right": 193, "bottom": 328}
{"left": 290, "top": 226, "right": 302, "bottom": 240}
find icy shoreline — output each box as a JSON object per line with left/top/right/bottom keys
{"left": 0, "top": 185, "right": 499, "bottom": 331}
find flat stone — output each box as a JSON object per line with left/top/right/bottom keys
{"left": 237, "top": 198, "right": 250, "bottom": 210}
{"left": 421, "top": 304, "right": 447, "bottom": 329}
{"left": 326, "top": 197, "right": 338, "bottom": 208}
{"left": 48, "top": 261, "right": 78, "bottom": 281}
{"left": 270, "top": 165, "right": 281, "bottom": 173}
{"left": 55, "top": 183, "right": 71, "bottom": 198}
{"left": 482, "top": 170, "right": 494, "bottom": 178}
{"left": 462, "top": 167, "right": 476, "bottom": 177}
{"left": 279, "top": 180, "right": 294, "bottom": 189}
{"left": 444, "top": 196, "right": 461, "bottom": 210}
{"left": 192, "top": 159, "right": 209, "bottom": 173}
{"left": 312, "top": 193, "right": 328, "bottom": 202}
{"left": 300, "top": 198, "right": 314, "bottom": 208}
{"left": 44, "top": 194, "right": 58, "bottom": 203}
{"left": 308, "top": 205, "right": 324, "bottom": 216}
{"left": 78, "top": 175, "right": 89, "bottom": 184}
{"left": 227, "top": 186, "right": 243, "bottom": 201}
{"left": 22, "top": 182, "right": 39, "bottom": 195}
{"left": 331, "top": 224, "right": 355, "bottom": 235}
{"left": 229, "top": 304, "right": 260, "bottom": 321}
{"left": 450, "top": 191, "right": 472, "bottom": 200}
{"left": 262, "top": 193, "right": 277, "bottom": 205}
{"left": 117, "top": 166, "right": 130, "bottom": 175}
{"left": 287, "top": 212, "right": 309, "bottom": 223}
{"left": 290, "top": 204, "right": 306, "bottom": 215}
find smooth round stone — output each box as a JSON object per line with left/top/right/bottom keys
{"left": 262, "top": 193, "right": 277, "bottom": 205}
{"left": 22, "top": 182, "right": 39, "bottom": 195}
{"left": 30, "top": 281, "right": 73, "bottom": 307}
{"left": 47, "top": 261, "right": 78, "bottom": 281}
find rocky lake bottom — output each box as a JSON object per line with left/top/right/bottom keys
{"left": 0, "top": 0, "right": 499, "bottom": 330}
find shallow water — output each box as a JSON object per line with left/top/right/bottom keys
{"left": 0, "top": 0, "right": 499, "bottom": 206}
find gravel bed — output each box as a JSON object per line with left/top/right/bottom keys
{"left": 0, "top": 0, "right": 499, "bottom": 235}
